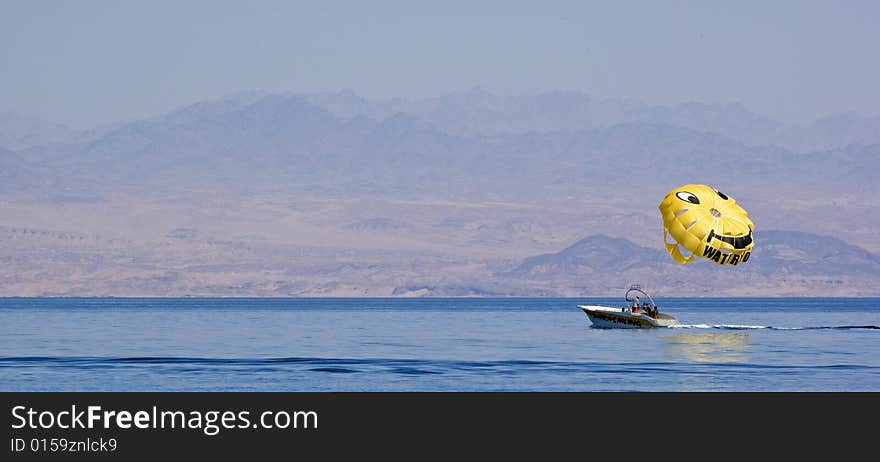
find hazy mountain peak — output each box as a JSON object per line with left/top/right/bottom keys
{"left": 302, "top": 89, "right": 374, "bottom": 119}
{"left": 464, "top": 85, "right": 492, "bottom": 97}
{"left": 563, "top": 234, "right": 646, "bottom": 252}
{"left": 375, "top": 112, "right": 435, "bottom": 134}
{"left": 218, "top": 90, "right": 271, "bottom": 105}
{"left": 0, "top": 112, "right": 78, "bottom": 150}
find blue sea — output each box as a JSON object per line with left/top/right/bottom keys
{"left": 1, "top": 297, "right": 878, "bottom": 391}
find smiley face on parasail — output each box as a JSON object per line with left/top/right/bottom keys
{"left": 658, "top": 184, "right": 754, "bottom": 265}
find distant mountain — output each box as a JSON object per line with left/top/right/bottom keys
{"left": 499, "top": 231, "right": 880, "bottom": 296}
{"left": 300, "top": 88, "right": 779, "bottom": 139}
{"left": 0, "top": 146, "right": 53, "bottom": 193}
{"left": 6, "top": 89, "right": 879, "bottom": 156}
{"left": 6, "top": 90, "right": 878, "bottom": 244}
{"left": 787, "top": 112, "right": 880, "bottom": 151}
{"left": 12, "top": 91, "right": 877, "bottom": 202}
{"left": 302, "top": 89, "right": 382, "bottom": 120}
{"left": 508, "top": 235, "right": 667, "bottom": 277}
{"left": 12, "top": 95, "right": 501, "bottom": 196}
{"left": 161, "top": 90, "right": 272, "bottom": 125}
{"left": 0, "top": 113, "right": 78, "bottom": 150}
{"left": 0, "top": 147, "right": 26, "bottom": 182}
{"left": 301, "top": 88, "right": 880, "bottom": 152}
{"left": 755, "top": 230, "right": 880, "bottom": 276}
{"left": 1, "top": 89, "right": 877, "bottom": 296}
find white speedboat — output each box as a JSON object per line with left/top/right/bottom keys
{"left": 578, "top": 285, "right": 678, "bottom": 328}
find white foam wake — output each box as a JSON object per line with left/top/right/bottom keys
{"left": 668, "top": 324, "right": 880, "bottom": 331}
{"left": 669, "top": 324, "right": 771, "bottom": 330}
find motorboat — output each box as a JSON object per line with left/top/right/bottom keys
{"left": 578, "top": 285, "right": 678, "bottom": 328}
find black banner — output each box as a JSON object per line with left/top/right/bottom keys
{"left": 2, "top": 392, "right": 876, "bottom": 460}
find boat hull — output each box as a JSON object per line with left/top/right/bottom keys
{"left": 578, "top": 305, "right": 678, "bottom": 328}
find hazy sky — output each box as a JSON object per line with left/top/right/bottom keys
{"left": 2, "top": 0, "right": 878, "bottom": 128}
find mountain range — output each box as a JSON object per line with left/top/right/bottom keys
{"left": 1, "top": 89, "right": 877, "bottom": 296}
{"left": 499, "top": 231, "right": 880, "bottom": 296}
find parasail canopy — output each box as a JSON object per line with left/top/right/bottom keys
{"left": 658, "top": 184, "right": 754, "bottom": 265}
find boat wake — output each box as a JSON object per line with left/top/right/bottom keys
{"left": 669, "top": 324, "right": 880, "bottom": 331}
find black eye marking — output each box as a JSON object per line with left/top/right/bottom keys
{"left": 675, "top": 191, "right": 700, "bottom": 205}
{"left": 715, "top": 190, "right": 729, "bottom": 200}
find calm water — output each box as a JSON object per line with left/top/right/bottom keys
{"left": 1, "top": 297, "right": 878, "bottom": 391}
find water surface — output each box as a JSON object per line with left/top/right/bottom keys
{"left": 1, "top": 297, "right": 878, "bottom": 391}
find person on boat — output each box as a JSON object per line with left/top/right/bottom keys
{"left": 633, "top": 296, "right": 640, "bottom": 312}
{"left": 643, "top": 303, "right": 651, "bottom": 316}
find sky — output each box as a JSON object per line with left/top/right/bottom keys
{"left": 1, "top": 0, "right": 878, "bottom": 128}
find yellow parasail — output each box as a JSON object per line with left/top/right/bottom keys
{"left": 658, "top": 184, "right": 754, "bottom": 265}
